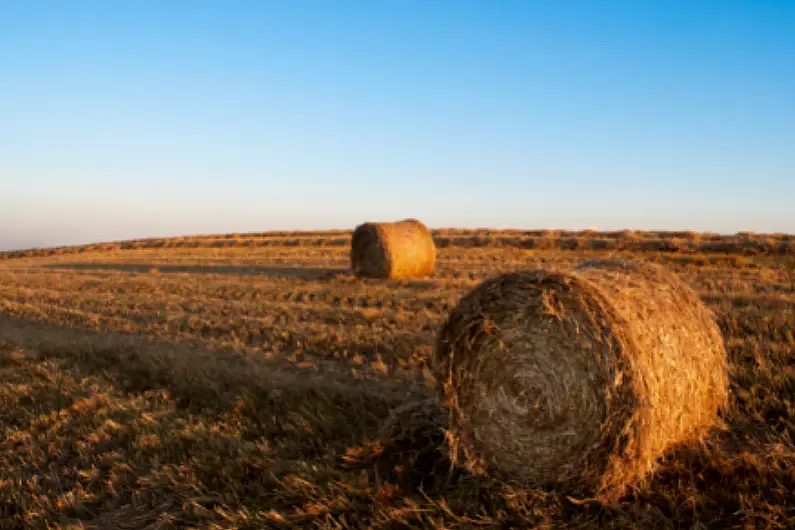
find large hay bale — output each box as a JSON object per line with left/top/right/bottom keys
{"left": 350, "top": 219, "right": 436, "bottom": 279}
{"left": 434, "top": 259, "right": 728, "bottom": 499}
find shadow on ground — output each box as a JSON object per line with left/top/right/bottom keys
{"left": 39, "top": 262, "right": 350, "bottom": 279}
{"left": 0, "top": 312, "right": 433, "bottom": 456}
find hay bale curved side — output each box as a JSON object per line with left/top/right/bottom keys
{"left": 350, "top": 219, "right": 436, "bottom": 279}
{"left": 434, "top": 259, "right": 728, "bottom": 499}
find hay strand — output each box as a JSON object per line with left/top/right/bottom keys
{"left": 434, "top": 259, "right": 728, "bottom": 499}
{"left": 350, "top": 219, "right": 436, "bottom": 279}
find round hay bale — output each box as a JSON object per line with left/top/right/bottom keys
{"left": 350, "top": 219, "right": 436, "bottom": 279}
{"left": 434, "top": 259, "right": 728, "bottom": 499}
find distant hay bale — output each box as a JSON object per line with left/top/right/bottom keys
{"left": 350, "top": 219, "right": 436, "bottom": 279}
{"left": 434, "top": 259, "right": 728, "bottom": 499}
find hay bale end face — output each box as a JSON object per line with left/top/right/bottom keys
{"left": 434, "top": 259, "right": 728, "bottom": 499}
{"left": 351, "top": 219, "right": 436, "bottom": 279}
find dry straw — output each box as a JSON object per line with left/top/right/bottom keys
{"left": 350, "top": 219, "right": 436, "bottom": 279}
{"left": 434, "top": 259, "right": 728, "bottom": 500}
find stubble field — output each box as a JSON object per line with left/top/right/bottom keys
{"left": 1, "top": 229, "right": 794, "bottom": 529}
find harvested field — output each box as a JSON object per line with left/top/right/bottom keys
{"left": 1, "top": 230, "right": 794, "bottom": 528}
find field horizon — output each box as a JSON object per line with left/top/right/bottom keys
{"left": 1, "top": 228, "right": 793, "bottom": 528}
{"left": 3, "top": 227, "right": 795, "bottom": 260}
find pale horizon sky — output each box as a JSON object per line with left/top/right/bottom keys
{"left": 2, "top": 1, "right": 794, "bottom": 251}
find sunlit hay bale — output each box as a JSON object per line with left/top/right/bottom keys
{"left": 350, "top": 219, "right": 436, "bottom": 279}
{"left": 434, "top": 259, "right": 728, "bottom": 500}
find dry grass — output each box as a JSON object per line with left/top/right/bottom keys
{"left": 435, "top": 259, "right": 728, "bottom": 500}
{"left": 3, "top": 228, "right": 795, "bottom": 262}
{"left": 0, "top": 231, "right": 793, "bottom": 528}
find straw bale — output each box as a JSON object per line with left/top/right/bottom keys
{"left": 434, "top": 259, "right": 728, "bottom": 499}
{"left": 350, "top": 219, "right": 436, "bottom": 279}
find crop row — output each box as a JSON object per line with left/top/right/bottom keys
{"left": 5, "top": 229, "right": 795, "bottom": 261}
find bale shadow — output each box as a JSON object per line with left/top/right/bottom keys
{"left": 341, "top": 395, "right": 461, "bottom": 495}
{"left": 0, "top": 312, "right": 460, "bottom": 494}
{"left": 39, "top": 262, "right": 350, "bottom": 280}
{"left": 0, "top": 313, "right": 427, "bottom": 452}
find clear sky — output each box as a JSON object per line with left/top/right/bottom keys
{"left": 1, "top": 0, "right": 794, "bottom": 250}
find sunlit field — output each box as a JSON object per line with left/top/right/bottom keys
{"left": 1, "top": 229, "right": 793, "bottom": 529}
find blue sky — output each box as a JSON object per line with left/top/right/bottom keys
{"left": 1, "top": 0, "right": 793, "bottom": 250}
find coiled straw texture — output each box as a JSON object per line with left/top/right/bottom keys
{"left": 435, "top": 259, "right": 728, "bottom": 499}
